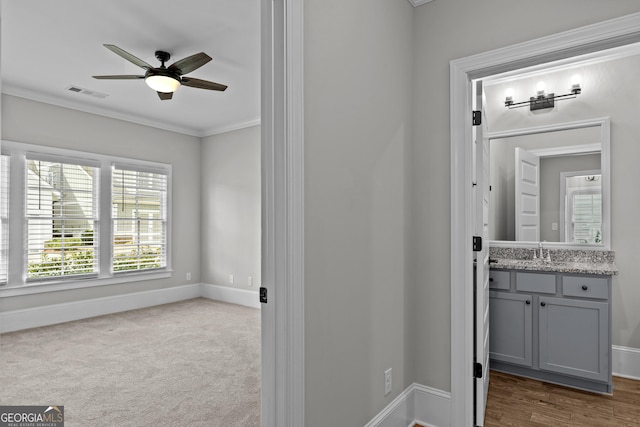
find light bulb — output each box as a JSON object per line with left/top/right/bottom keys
{"left": 536, "top": 81, "right": 546, "bottom": 96}
{"left": 504, "top": 88, "right": 514, "bottom": 106}
{"left": 571, "top": 74, "right": 582, "bottom": 93}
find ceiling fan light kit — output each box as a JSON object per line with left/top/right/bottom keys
{"left": 93, "top": 45, "right": 227, "bottom": 100}
{"left": 145, "top": 74, "right": 181, "bottom": 93}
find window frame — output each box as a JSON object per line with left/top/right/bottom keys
{"left": 0, "top": 155, "right": 10, "bottom": 284}
{"left": 111, "top": 164, "right": 169, "bottom": 274}
{"left": 0, "top": 140, "right": 172, "bottom": 297}
{"left": 559, "top": 169, "right": 602, "bottom": 245}
{"left": 568, "top": 187, "right": 602, "bottom": 244}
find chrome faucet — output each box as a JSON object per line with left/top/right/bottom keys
{"left": 539, "top": 241, "right": 544, "bottom": 259}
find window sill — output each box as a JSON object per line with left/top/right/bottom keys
{"left": 0, "top": 270, "right": 173, "bottom": 298}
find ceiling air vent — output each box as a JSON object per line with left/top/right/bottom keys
{"left": 66, "top": 85, "right": 109, "bottom": 99}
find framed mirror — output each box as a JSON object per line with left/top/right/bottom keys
{"left": 488, "top": 117, "right": 610, "bottom": 249}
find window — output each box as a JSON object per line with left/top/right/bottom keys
{"left": 112, "top": 167, "right": 167, "bottom": 272}
{"left": 0, "top": 155, "right": 9, "bottom": 284}
{"left": 26, "top": 157, "right": 98, "bottom": 279}
{"left": 570, "top": 190, "right": 602, "bottom": 244}
{"left": 560, "top": 171, "right": 603, "bottom": 245}
{"left": 0, "top": 141, "right": 171, "bottom": 292}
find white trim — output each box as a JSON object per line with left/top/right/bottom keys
{"left": 261, "top": 0, "right": 305, "bottom": 425}
{"left": 2, "top": 139, "right": 171, "bottom": 172}
{"left": 413, "top": 384, "right": 452, "bottom": 427}
{"left": 483, "top": 42, "right": 640, "bottom": 87}
{"left": 201, "top": 118, "right": 261, "bottom": 138}
{"left": 200, "top": 283, "right": 260, "bottom": 309}
{"left": 0, "top": 283, "right": 264, "bottom": 333}
{"left": 407, "top": 0, "right": 434, "bottom": 7}
{"left": 529, "top": 143, "right": 601, "bottom": 157}
{"left": 451, "top": 12, "right": 640, "bottom": 426}
{"left": 487, "top": 117, "right": 608, "bottom": 144}
{"left": 3, "top": 85, "right": 259, "bottom": 139}
{"left": 3, "top": 85, "right": 200, "bottom": 138}
{"left": 0, "top": 283, "right": 200, "bottom": 333}
{"left": 364, "top": 384, "right": 415, "bottom": 427}
{"left": 612, "top": 345, "right": 640, "bottom": 380}
{"left": 364, "top": 383, "right": 451, "bottom": 427}
{"left": 0, "top": 271, "right": 172, "bottom": 298}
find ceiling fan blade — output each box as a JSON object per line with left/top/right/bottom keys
{"left": 181, "top": 77, "right": 227, "bottom": 91}
{"left": 168, "top": 52, "right": 212, "bottom": 75}
{"left": 93, "top": 75, "right": 145, "bottom": 79}
{"left": 157, "top": 92, "right": 173, "bottom": 100}
{"left": 103, "top": 44, "right": 154, "bottom": 70}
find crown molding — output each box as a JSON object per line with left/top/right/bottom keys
{"left": 3, "top": 84, "right": 261, "bottom": 139}
{"left": 408, "top": 0, "right": 435, "bottom": 7}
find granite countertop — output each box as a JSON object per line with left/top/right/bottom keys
{"left": 489, "top": 247, "right": 619, "bottom": 276}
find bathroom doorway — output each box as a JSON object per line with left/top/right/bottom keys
{"left": 450, "top": 13, "right": 640, "bottom": 426}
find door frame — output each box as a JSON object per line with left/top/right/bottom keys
{"left": 261, "top": 0, "right": 305, "bottom": 426}
{"left": 450, "top": 12, "right": 640, "bottom": 426}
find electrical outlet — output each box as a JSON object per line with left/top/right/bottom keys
{"left": 186, "top": 272, "right": 191, "bottom": 281}
{"left": 248, "top": 276, "right": 253, "bottom": 287}
{"left": 384, "top": 368, "right": 392, "bottom": 396}
{"left": 552, "top": 222, "right": 558, "bottom": 231}
{"left": 230, "top": 274, "right": 234, "bottom": 285}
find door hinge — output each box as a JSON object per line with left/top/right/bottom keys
{"left": 259, "top": 287, "right": 268, "bottom": 304}
{"left": 473, "top": 236, "right": 483, "bottom": 252}
{"left": 474, "top": 362, "right": 483, "bottom": 378}
{"left": 472, "top": 110, "right": 481, "bottom": 126}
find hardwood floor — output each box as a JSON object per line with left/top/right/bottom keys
{"left": 485, "top": 370, "right": 640, "bottom": 426}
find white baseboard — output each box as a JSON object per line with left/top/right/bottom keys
{"left": 0, "top": 284, "right": 201, "bottom": 333}
{"left": 413, "top": 384, "right": 451, "bottom": 427}
{"left": 200, "top": 283, "right": 261, "bottom": 309}
{"left": 0, "top": 283, "right": 260, "bottom": 333}
{"left": 364, "top": 383, "right": 451, "bottom": 427}
{"left": 364, "top": 384, "right": 415, "bottom": 427}
{"left": 612, "top": 345, "right": 640, "bottom": 380}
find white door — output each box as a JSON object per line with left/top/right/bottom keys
{"left": 473, "top": 81, "right": 491, "bottom": 426}
{"left": 515, "top": 148, "right": 540, "bottom": 241}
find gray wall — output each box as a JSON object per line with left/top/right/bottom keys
{"left": 0, "top": 94, "right": 202, "bottom": 311}
{"left": 410, "top": 1, "right": 640, "bottom": 395}
{"left": 304, "top": 0, "right": 413, "bottom": 425}
{"left": 302, "top": 2, "right": 640, "bottom": 424}
{"left": 201, "top": 125, "right": 261, "bottom": 290}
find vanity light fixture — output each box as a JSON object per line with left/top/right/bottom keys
{"left": 504, "top": 75, "right": 582, "bottom": 111}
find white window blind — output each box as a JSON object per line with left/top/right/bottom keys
{"left": 572, "top": 192, "right": 602, "bottom": 244}
{"left": 0, "top": 155, "right": 9, "bottom": 284}
{"left": 112, "top": 166, "right": 167, "bottom": 272}
{"left": 26, "top": 158, "right": 98, "bottom": 279}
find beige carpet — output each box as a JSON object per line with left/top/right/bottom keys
{"left": 0, "top": 298, "right": 260, "bottom": 426}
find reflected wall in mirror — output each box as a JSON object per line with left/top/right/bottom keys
{"left": 488, "top": 118, "right": 610, "bottom": 248}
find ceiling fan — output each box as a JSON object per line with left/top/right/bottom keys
{"left": 93, "top": 44, "right": 228, "bottom": 100}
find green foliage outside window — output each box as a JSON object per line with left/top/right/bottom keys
{"left": 28, "top": 249, "right": 95, "bottom": 278}
{"left": 28, "top": 230, "right": 162, "bottom": 278}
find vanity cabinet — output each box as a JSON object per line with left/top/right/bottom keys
{"left": 538, "top": 296, "right": 609, "bottom": 382}
{"left": 489, "top": 291, "right": 532, "bottom": 367}
{"left": 489, "top": 269, "right": 612, "bottom": 393}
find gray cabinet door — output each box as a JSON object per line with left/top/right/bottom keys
{"left": 489, "top": 291, "right": 532, "bottom": 367}
{"left": 538, "top": 296, "right": 609, "bottom": 382}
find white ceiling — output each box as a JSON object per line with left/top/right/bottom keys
{"left": 1, "top": 0, "right": 261, "bottom": 137}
